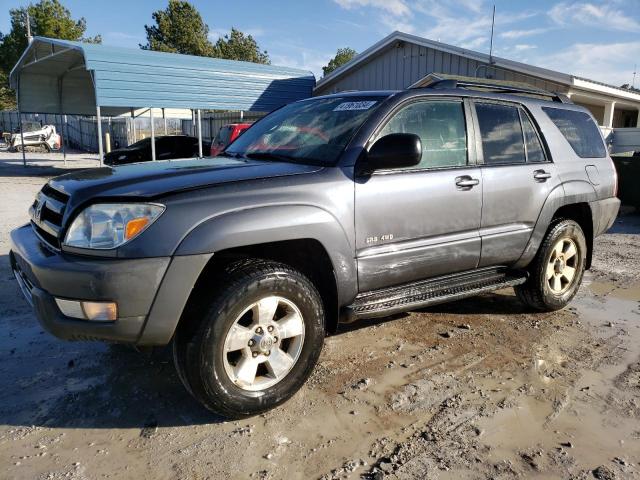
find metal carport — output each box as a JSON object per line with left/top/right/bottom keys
{"left": 9, "top": 37, "right": 315, "bottom": 165}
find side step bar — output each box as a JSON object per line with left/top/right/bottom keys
{"left": 342, "top": 267, "right": 528, "bottom": 322}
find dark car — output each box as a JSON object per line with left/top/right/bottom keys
{"left": 611, "top": 153, "right": 640, "bottom": 209}
{"left": 11, "top": 82, "right": 619, "bottom": 418}
{"left": 104, "top": 135, "right": 202, "bottom": 165}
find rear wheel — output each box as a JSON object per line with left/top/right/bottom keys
{"left": 173, "top": 260, "right": 325, "bottom": 418}
{"left": 515, "top": 219, "right": 587, "bottom": 311}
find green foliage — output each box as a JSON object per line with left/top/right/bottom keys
{"left": 142, "top": 0, "right": 214, "bottom": 56}
{"left": 322, "top": 47, "right": 357, "bottom": 77}
{"left": 143, "top": 1, "right": 270, "bottom": 65}
{"left": 0, "top": 0, "right": 100, "bottom": 72}
{"left": 0, "top": 0, "right": 100, "bottom": 111}
{"left": 0, "top": 70, "right": 16, "bottom": 111}
{"left": 212, "top": 28, "right": 270, "bottom": 64}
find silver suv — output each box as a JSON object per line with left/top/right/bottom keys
{"left": 10, "top": 80, "right": 620, "bottom": 418}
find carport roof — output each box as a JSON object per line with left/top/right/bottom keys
{"left": 10, "top": 37, "right": 315, "bottom": 116}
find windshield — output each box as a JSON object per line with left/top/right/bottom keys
{"left": 225, "top": 96, "right": 385, "bottom": 165}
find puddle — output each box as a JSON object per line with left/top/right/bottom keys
{"left": 476, "top": 286, "right": 640, "bottom": 478}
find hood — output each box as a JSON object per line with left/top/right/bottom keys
{"left": 49, "top": 157, "right": 322, "bottom": 216}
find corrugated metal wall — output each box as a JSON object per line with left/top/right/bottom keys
{"left": 314, "top": 42, "right": 568, "bottom": 95}
{"left": 12, "top": 38, "right": 316, "bottom": 116}
{"left": 84, "top": 43, "right": 315, "bottom": 112}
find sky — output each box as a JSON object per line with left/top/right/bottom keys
{"left": 1, "top": 0, "right": 639, "bottom": 87}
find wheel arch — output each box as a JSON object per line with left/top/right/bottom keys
{"left": 551, "top": 203, "right": 593, "bottom": 269}
{"left": 139, "top": 205, "right": 355, "bottom": 345}
{"left": 515, "top": 180, "right": 596, "bottom": 269}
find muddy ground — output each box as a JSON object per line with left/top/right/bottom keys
{"left": 0, "top": 156, "right": 639, "bottom": 479}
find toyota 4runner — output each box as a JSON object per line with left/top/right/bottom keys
{"left": 10, "top": 80, "right": 620, "bottom": 418}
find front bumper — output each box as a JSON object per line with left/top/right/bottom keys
{"left": 10, "top": 224, "right": 170, "bottom": 343}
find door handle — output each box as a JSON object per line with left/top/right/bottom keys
{"left": 533, "top": 170, "right": 552, "bottom": 181}
{"left": 455, "top": 176, "right": 480, "bottom": 189}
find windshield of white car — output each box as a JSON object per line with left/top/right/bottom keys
{"left": 224, "top": 96, "right": 386, "bottom": 166}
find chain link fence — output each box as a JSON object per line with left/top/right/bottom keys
{"left": 0, "top": 111, "right": 183, "bottom": 153}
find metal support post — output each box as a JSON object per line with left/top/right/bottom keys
{"left": 150, "top": 108, "right": 156, "bottom": 161}
{"left": 96, "top": 105, "right": 104, "bottom": 166}
{"left": 18, "top": 110, "right": 26, "bottom": 167}
{"left": 163, "top": 108, "right": 167, "bottom": 135}
{"left": 197, "top": 109, "right": 203, "bottom": 158}
{"left": 61, "top": 114, "right": 67, "bottom": 165}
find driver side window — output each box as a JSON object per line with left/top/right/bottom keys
{"left": 378, "top": 100, "right": 468, "bottom": 169}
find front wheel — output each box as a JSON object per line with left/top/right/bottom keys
{"left": 173, "top": 260, "right": 325, "bottom": 418}
{"left": 515, "top": 219, "right": 587, "bottom": 311}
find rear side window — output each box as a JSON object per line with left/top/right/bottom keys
{"left": 475, "top": 103, "right": 526, "bottom": 165}
{"left": 378, "top": 100, "right": 468, "bottom": 169}
{"left": 542, "top": 107, "right": 606, "bottom": 158}
{"left": 519, "top": 109, "right": 546, "bottom": 163}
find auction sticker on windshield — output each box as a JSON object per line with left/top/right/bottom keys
{"left": 333, "top": 101, "right": 377, "bottom": 111}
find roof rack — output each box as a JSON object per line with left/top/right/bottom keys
{"left": 422, "top": 78, "right": 572, "bottom": 103}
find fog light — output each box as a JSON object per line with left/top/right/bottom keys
{"left": 55, "top": 298, "right": 117, "bottom": 321}
{"left": 81, "top": 301, "right": 118, "bottom": 321}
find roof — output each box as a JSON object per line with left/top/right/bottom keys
{"left": 315, "top": 31, "right": 640, "bottom": 104}
{"left": 10, "top": 37, "right": 316, "bottom": 115}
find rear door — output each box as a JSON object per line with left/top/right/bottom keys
{"left": 473, "top": 100, "right": 561, "bottom": 266}
{"left": 355, "top": 98, "right": 483, "bottom": 292}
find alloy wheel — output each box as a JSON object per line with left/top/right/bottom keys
{"left": 222, "top": 296, "right": 305, "bottom": 391}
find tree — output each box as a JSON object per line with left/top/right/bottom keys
{"left": 0, "top": 0, "right": 100, "bottom": 110}
{"left": 212, "top": 28, "right": 270, "bottom": 64}
{"left": 322, "top": 47, "right": 357, "bottom": 77}
{"left": 0, "top": 0, "right": 100, "bottom": 73}
{"left": 142, "top": 0, "right": 214, "bottom": 56}
{"left": 0, "top": 68, "right": 15, "bottom": 111}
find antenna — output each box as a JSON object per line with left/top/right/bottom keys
{"left": 25, "top": 10, "right": 33, "bottom": 44}
{"left": 488, "top": 5, "right": 496, "bottom": 65}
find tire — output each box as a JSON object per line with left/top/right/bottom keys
{"left": 173, "top": 260, "right": 325, "bottom": 418}
{"left": 515, "top": 219, "right": 587, "bottom": 312}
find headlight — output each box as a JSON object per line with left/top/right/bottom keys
{"left": 64, "top": 203, "right": 164, "bottom": 249}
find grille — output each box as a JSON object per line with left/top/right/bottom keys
{"left": 30, "top": 183, "right": 70, "bottom": 249}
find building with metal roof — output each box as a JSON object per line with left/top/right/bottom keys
{"left": 9, "top": 37, "right": 315, "bottom": 163}
{"left": 314, "top": 31, "right": 640, "bottom": 130}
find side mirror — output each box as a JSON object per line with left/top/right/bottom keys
{"left": 366, "top": 133, "right": 422, "bottom": 170}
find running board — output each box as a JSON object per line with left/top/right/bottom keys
{"left": 342, "top": 267, "right": 528, "bottom": 322}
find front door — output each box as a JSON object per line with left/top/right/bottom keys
{"left": 472, "top": 101, "right": 561, "bottom": 266}
{"left": 355, "top": 98, "right": 482, "bottom": 292}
